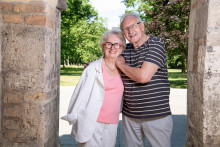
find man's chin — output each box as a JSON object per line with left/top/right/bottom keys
{"left": 128, "top": 38, "right": 138, "bottom": 44}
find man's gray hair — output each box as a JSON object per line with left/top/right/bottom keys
{"left": 120, "top": 12, "right": 143, "bottom": 30}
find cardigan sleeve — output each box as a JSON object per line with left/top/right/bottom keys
{"left": 61, "top": 67, "right": 96, "bottom": 125}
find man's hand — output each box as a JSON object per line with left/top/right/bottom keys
{"left": 115, "top": 56, "right": 159, "bottom": 83}
{"left": 84, "top": 62, "right": 90, "bottom": 69}
{"left": 84, "top": 60, "right": 94, "bottom": 69}
{"left": 116, "top": 56, "right": 125, "bottom": 68}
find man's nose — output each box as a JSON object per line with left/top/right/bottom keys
{"left": 127, "top": 27, "right": 134, "bottom": 33}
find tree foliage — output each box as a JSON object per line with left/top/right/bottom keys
{"left": 61, "top": 0, "right": 107, "bottom": 66}
{"left": 123, "top": 0, "right": 190, "bottom": 73}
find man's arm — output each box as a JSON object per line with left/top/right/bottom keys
{"left": 116, "top": 56, "right": 158, "bottom": 83}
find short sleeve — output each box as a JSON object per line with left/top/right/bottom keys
{"left": 144, "top": 37, "right": 166, "bottom": 68}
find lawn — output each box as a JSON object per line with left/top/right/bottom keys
{"left": 60, "top": 65, "right": 187, "bottom": 89}
{"left": 60, "top": 65, "right": 84, "bottom": 86}
{"left": 168, "top": 68, "right": 187, "bottom": 88}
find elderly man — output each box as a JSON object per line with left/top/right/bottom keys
{"left": 116, "top": 13, "right": 173, "bottom": 147}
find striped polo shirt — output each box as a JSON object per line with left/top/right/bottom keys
{"left": 121, "top": 36, "right": 171, "bottom": 119}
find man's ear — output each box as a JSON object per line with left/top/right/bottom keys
{"left": 140, "top": 22, "right": 145, "bottom": 32}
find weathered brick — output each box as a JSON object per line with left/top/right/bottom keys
{"left": 1, "top": 2, "right": 13, "bottom": 11}
{"left": 3, "top": 93, "right": 23, "bottom": 104}
{"left": 4, "top": 105, "right": 22, "bottom": 117}
{"left": 3, "top": 119, "right": 20, "bottom": 130}
{"left": 4, "top": 131, "right": 18, "bottom": 141}
{"left": 45, "top": 4, "right": 56, "bottom": 18}
{"left": 2, "top": 142, "right": 29, "bottom": 147}
{"left": 14, "top": 3, "right": 45, "bottom": 13}
{"left": 26, "top": 15, "right": 46, "bottom": 26}
{"left": 24, "top": 92, "right": 46, "bottom": 101}
{"left": 4, "top": 14, "right": 24, "bottom": 24}
{"left": 47, "top": 18, "right": 55, "bottom": 29}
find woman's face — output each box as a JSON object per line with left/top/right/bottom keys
{"left": 103, "top": 34, "right": 124, "bottom": 58}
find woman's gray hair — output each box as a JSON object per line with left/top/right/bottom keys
{"left": 120, "top": 12, "right": 143, "bottom": 30}
{"left": 100, "top": 29, "right": 126, "bottom": 52}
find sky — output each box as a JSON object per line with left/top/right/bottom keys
{"left": 90, "top": 0, "right": 126, "bottom": 29}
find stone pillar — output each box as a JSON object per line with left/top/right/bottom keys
{"left": 0, "top": 0, "right": 66, "bottom": 146}
{"left": 187, "top": 0, "right": 220, "bottom": 146}
{"left": 0, "top": 2, "right": 3, "bottom": 146}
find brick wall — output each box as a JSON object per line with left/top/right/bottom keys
{"left": 0, "top": 0, "right": 65, "bottom": 146}
{"left": 1, "top": 1, "right": 56, "bottom": 29}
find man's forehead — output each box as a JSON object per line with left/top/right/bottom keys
{"left": 122, "top": 16, "right": 139, "bottom": 26}
{"left": 124, "top": 15, "right": 138, "bottom": 21}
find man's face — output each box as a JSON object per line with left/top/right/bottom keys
{"left": 121, "top": 16, "right": 144, "bottom": 45}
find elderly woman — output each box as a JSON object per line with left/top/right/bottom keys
{"left": 61, "top": 30, "right": 126, "bottom": 147}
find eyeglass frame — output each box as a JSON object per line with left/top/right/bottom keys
{"left": 104, "top": 42, "right": 123, "bottom": 49}
{"left": 122, "top": 22, "right": 142, "bottom": 33}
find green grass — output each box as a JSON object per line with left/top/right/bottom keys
{"left": 60, "top": 65, "right": 187, "bottom": 88}
{"left": 168, "top": 68, "right": 187, "bottom": 89}
{"left": 60, "top": 65, "right": 84, "bottom": 86}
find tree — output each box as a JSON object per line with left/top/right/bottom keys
{"left": 123, "top": 0, "right": 190, "bottom": 73}
{"left": 69, "top": 19, "right": 106, "bottom": 64}
{"left": 61, "top": 0, "right": 107, "bottom": 67}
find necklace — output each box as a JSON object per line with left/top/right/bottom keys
{"left": 104, "top": 59, "right": 117, "bottom": 71}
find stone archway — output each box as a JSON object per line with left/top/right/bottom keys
{"left": 0, "top": 0, "right": 220, "bottom": 146}
{"left": 0, "top": 0, "right": 66, "bottom": 146}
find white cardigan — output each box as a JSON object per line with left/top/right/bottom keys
{"left": 61, "top": 57, "right": 105, "bottom": 143}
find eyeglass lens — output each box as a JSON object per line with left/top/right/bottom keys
{"left": 123, "top": 22, "right": 140, "bottom": 32}
{"left": 105, "top": 42, "right": 121, "bottom": 49}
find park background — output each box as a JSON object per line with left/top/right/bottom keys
{"left": 60, "top": 0, "right": 189, "bottom": 146}
{"left": 60, "top": 0, "right": 189, "bottom": 88}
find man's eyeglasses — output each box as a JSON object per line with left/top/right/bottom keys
{"left": 104, "top": 42, "right": 123, "bottom": 49}
{"left": 122, "top": 22, "right": 141, "bottom": 33}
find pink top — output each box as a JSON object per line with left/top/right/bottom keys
{"left": 97, "top": 66, "right": 124, "bottom": 124}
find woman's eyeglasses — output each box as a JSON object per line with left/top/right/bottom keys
{"left": 104, "top": 42, "right": 122, "bottom": 49}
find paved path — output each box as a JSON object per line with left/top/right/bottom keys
{"left": 59, "top": 86, "right": 187, "bottom": 147}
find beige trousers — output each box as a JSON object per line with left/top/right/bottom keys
{"left": 123, "top": 115, "right": 173, "bottom": 147}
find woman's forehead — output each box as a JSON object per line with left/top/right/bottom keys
{"left": 106, "top": 35, "right": 120, "bottom": 41}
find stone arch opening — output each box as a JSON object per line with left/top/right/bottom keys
{"left": 0, "top": 0, "right": 220, "bottom": 146}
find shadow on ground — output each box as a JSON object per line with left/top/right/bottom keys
{"left": 59, "top": 115, "right": 187, "bottom": 147}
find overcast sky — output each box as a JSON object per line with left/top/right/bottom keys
{"left": 90, "top": 0, "right": 126, "bottom": 29}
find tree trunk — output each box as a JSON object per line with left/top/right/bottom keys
{"left": 62, "top": 63, "right": 65, "bottom": 69}
{"left": 67, "top": 56, "right": 69, "bottom": 65}
{"left": 181, "top": 55, "right": 186, "bottom": 74}
{"left": 62, "top": 59, "right": 65, "bottom": 69}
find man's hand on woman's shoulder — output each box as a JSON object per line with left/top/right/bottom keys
{"left": 84, "top": 60, "right": 94, "bottom": 69}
